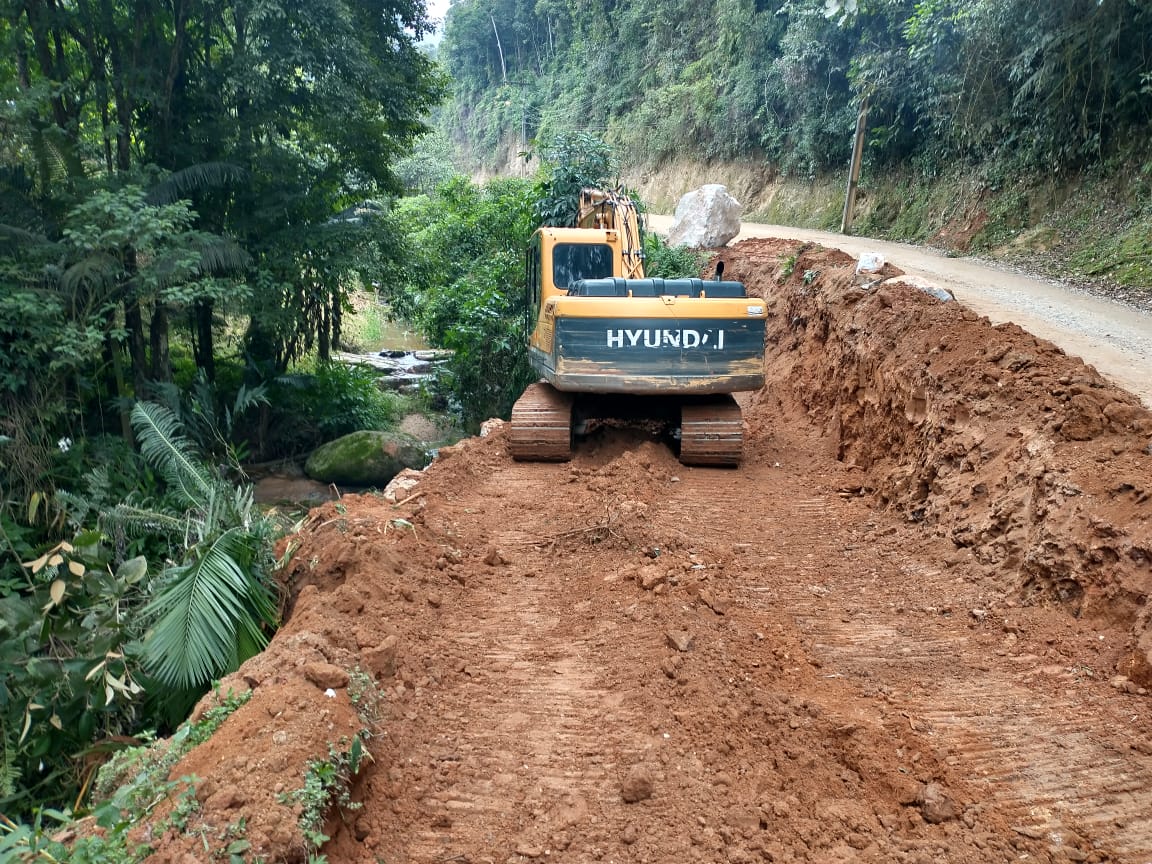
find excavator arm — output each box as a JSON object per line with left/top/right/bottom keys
{"left": 577, "top": 188, "right": 646, "bottom": 280}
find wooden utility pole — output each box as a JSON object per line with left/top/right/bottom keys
{"left": 840, "top": 96, "right": 869, "bottom": 234}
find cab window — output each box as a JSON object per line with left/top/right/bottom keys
{"left": 552, "top": 243, "right": 613, "bottom": 288}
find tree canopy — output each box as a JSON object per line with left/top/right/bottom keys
{"left": 439, "top": 0, "right": 1152, "bottom": 175}
{"left": 1, "top": 0, "right": 444, "bottom": 433}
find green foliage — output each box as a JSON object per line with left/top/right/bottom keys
{"left": 270, "top": 361, "right": 400, "bottom": 453}
{"left": 388, "top": 176, "right": 541, "bottom": 430}
{"left": 116, "top": 402, "right": 280, "bottom": 691}
{"left": 0, "top": 539, "right": 150, "bottom": 818}
{"left": 93, "top": 688, "right": 252, "bottom": 809}
{"left": 279, "top": 735, "right": 367, "bottom": 853}
{"left": 532, "top": 132, "right": 618, "bottom": 227}
{"left": 643, "top": 233, "right": 709, "bottom": 279}
{"left": 439, "top": 0, "right": 1152, "bottom": 178}
{"left": 0, "top": 689, "right": 251, "bottom": 862}
{"left": 394, "top": 131, "right": 459, "bottom": 196}
{"left": 0, "top": 400, "right": 279, "bottom": 821}
{"left": 1069, "top": 216, "right": 1152, "bottom": 287}
{"left": 0, "top": 0, "right": 445, "bottom": 474}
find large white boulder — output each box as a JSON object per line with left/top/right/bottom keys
{"left": 667, "top": 184, "right": 743, "bottom": 249}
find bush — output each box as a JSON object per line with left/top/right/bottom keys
{"left": 387, "top": 176, "right": 541, "bottom": 430}
{"left": 643, "top": 233, "right": 710, "bottom": 279}
{"left": 269, "top": 361, "right": 399, "bottom": 452}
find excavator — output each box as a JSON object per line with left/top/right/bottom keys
{"left": 507, "top": 188, "right": 767, "bottom": 466}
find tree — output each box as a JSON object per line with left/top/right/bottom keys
{"left": 1, "top": 0, "right": 444, "bottom": 403}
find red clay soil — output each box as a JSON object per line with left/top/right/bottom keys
{"left": 135, "top": 239, "right": 1152, "bottom": 864}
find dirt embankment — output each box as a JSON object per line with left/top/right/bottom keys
{"left": 130, "top": 239, "right": 1152, "bottom": 864}
{"left": 718, "top": 240, "right": 1152, "bottom": 680}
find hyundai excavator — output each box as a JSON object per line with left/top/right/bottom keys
{"left": 507, "top": 188, "right": 766, "bottom": 466}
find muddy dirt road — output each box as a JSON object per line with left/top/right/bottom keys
{"left": 648, "top": 215, "right": 1152, "bottom": 408}
{"left": 143, "top": 240, "right": 1152, "bottom": 864}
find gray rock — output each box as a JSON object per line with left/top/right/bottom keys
{"left": 668, "top": 184, "right": 742, "bottom": 249}
{"left": 304, "top": 430, "right": 429, "bottom": 487}
{"left": 917, "top": 782, "right": 958, "bottom": 824}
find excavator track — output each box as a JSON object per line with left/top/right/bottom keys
{"left": 508, "top": 383, "right": 574, "bottom": 462}
{"left": 679, "top": 396, "right": 743, "bottom": 467}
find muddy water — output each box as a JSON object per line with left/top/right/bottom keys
{"left": 363, "top": 311, "right": 428, "bottom": 353}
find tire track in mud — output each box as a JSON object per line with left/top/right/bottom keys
{"left": 394, "top": 465, "right": 654, "bottom": 864}
{"left": 660, "top": 459, "right": 1152, "bottom": 861}
{"left": 398, "top": 561, "right": 645, "bottom": 862}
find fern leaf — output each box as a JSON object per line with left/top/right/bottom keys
{"left": 147, "top": 162, "right": 247, "bottom": 205}
{"left": 61, "top": 252, "right": 122, "bottom": 294}
{"left": 0, "top": 223, "right": 51, "bottom": 246}
{"left": 103, "top": 503, "right": 187, "bottom": 537}
{"left": 193, "top": 235, "right": 251, "bottom": 276}
{"left": 130, "top": 402, "right": 213, "bottom": 506}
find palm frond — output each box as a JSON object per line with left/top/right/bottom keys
{"left": 103, "top": 502, "right": 188, "bottom": 538}
{"left": 141, "top": 526, "right": 274, "bottom": 689}
{"left": 0, "top": 223, "right": 51, "bottom": 246}
{"left": 147, "top": 162, "right": 247, "bottom": 205}
{"left": 192, "top": 235, "right": 251, "bottom": 276}
{"left": 61, "top": 252, "right": 122, "bottom": 294}
{"left": 130, "top": 402, "right": 213, "bottom": 507}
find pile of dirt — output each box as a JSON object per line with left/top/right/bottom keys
{"left": 714, "top": 238, "right": 1152, "bottom": 682}
{"left": 124, "top": 237, "right": 1152, "bottom": 864}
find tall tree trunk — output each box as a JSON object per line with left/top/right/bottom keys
{"left": 149, "top": 303, "right": 172, "bottom": 384}
{"left": 490, "top": 13, "right": 507, "bottom": 85}
{"left": 124, "top": 295, "right": 149, "bottom": 397}
{"left": 194, "top": 300, "right": 216, "bottom": 381}
{"left": 100, "top": 308, "right": 133, "bottom": 438}
{"left": 330, "top": 291, "right": 342, "bottom": 354}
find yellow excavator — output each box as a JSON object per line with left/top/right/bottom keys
{"left": 507, "top": 189, "right": 766, "bottom": 466}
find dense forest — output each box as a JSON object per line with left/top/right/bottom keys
{"left": 432, "top": 0, "right": 1152, "bottom": 298}
{"left": 0, "top": 0, "right": 444, "bottom": 838}
{"left": 440, "top": 0, "right": 1152, "bottom": 174}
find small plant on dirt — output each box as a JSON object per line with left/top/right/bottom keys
{"left": 94, "top": 687, "right": 252, "bottom": 807}
{"left": 279, "top": 734, "right": 368, "bottom": 854}
{"left": 210, "top": 817, "right": 252, "bottom": 863}
{"left": 802, "top": 268, "right": 819, "bottom": 285}
{"left": 780, "top": 253, "right": 798, "bottom": 279}
{"left": 347, "top": 669, "right": 385, "bottom": 728}
{"left": 8, "top": 687, "right": 258, "bottom": 862}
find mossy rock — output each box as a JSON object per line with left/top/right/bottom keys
{"left": 304, "top": 430, "right": 429, "bottom": 487}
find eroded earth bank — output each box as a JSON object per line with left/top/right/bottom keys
{"left": 140, "top": 239, "right": 1152, "bottom": 864}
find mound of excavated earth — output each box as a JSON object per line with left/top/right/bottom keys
{"left": 136, "top": 239, "right": 1151, "bottom": 864}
